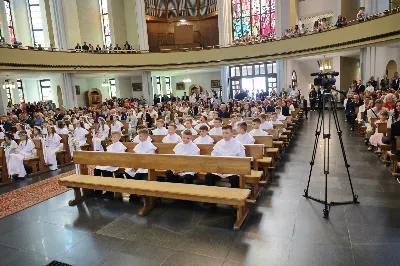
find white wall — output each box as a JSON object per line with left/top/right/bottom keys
{"left": 77, "top": 0, "right": 103, "bottom": 46}
{"left": 287, "top": 60, "right": 319, "bottom": 100}
{"left": 374, "top": 47, "right": 400, "bottom": 80}
{"left": 168, "top": 71, "right": 221, "bottom": 97}
{"left": 116, "top": 77, "right": 132, "bottom": 98}
{"left": 297, "top": 0, "right": 340, "bottom": 18}
{"left": 24, "top": 79, "right": 41, "bottom": 103}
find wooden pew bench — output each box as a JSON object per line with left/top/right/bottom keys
{"left": 121, "top": 142, "right": 267, "bottom": 199}
{"left": 23, "top": 139, "right": 49, "bottom": 175}
{"left": 61, "top": 151, "right": 252, "bottom": 229}
{"left": 56, "top": 134, "right": 72, "bottom": 167}
{"left": 0, "top": 147, "right": 9, "bottom": 184}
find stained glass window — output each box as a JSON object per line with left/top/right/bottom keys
{"left": 232, "top": 0, "right": 275, "bottom": 40}
{"left": 99, "top": 0, "right": 111, "bottom": 46}
{"left": 28, "top": 0, "right": 45, "bottom": 46}
{"left": 4, "top": 0, "right": 15, "bottom": 42}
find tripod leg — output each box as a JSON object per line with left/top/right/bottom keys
{"left": 322, "top": 95, "right": 333, "bottom": 218}
{"left": 304, "top": 98, "right": 324, "bottom": 198}
{"left": 331, "top": 103, "right": 359, "bottom": 203}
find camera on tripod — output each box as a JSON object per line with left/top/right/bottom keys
{"left": 311, "top": 71, "right": 339, "bottom": 90}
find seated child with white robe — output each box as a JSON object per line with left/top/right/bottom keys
{"left": 165, "top": 130, "right": 200, "bottom": 184}
{"left": 209, "top": 118, "right": 223, "bottom": 135}
{"left": 94, "top": 131, "right": 127, "bottom": 198}
{"left": 249, "top": 118, "right": 269, "bottom": 136}
{"left": 110, "top": 115, "right": 124, "bottom": 133}
{"left": 70, "top": 121, "right": 89, "bottom": 155}
{"left": 92, "top": 117, "right": 110, "bottom": 151}
{"left": 162, "top": 124, "right": 182, "bottom": 143}
{"left": 1, "top": 132, "right": 19, "bottom": 177}
{"left": 125, "top": 129, "right": 157, "bottom": 181}
{"left": 44, "top": 127, "right": 62, "bottom": 171}
{"left": 193, "top": 125, "right": 214, "bottom": 144}
{"left": 259, "top": 114, "right": 273, "bottom": 130}
{"left": 175, "top": 118, "right": 185, "bottom": 130}
{"left": 235, "top": 122, "right": 255, "bottom": 144}
{"left": 205, "top": 125, "right": 246, "bottom": 189}
{"left": 152, "top": 119, "right": 168, "bottom": 135}
{"left": 194, "top": 115, "right": 210, "bottom": 130}
{"left": 368, "top": 110, "right": 389, "bottom": 151}
{"left": 32, "top": 126, "right": 43, "bottom": 140}
{"left": 55, "top": 121, "right": 69, "bottom": 135}
{"left": 181, "top": 119, "right": 198, "bottom": 135}
{"left": 132, "top": 126, "right": 152, "bottom": 143}
{"left": 7, "top": 131, "right": 36, "bottom": 178}
{"left": 229, "top": 115, "right": 239, "bottom": 130}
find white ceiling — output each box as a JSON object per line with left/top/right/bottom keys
{"left": 294, "top": 49, "right": 360, "bottom": 62}
{"left": 0, "top": 70, "right": 143, "bottom": 80}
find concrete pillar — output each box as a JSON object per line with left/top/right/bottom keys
{"left": 217, "top": 0, "right": 232, "bottom": 45}
{"left": 142, "top": 71, "right": 153, "bottom": 104}
{"left": 0, "top": 78, "right": 8, "bottom": 114}
{"left": 11, "top": 0, "right": 33, "bottom": 46}
{"left": 135, "top": 0, "right": 149, "bottom": 50}
{"left": 124, "top": 0, "right": 139, "bottom": 49}
{"left": 51, "top": 73, "right": 77, "bottom": 109}
{"left": 220, "top": 66, "right": 229, "bottom": 103}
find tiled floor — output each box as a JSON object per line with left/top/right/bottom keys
{"left": 0, "top": 111, "right": 399, "bottom": 266}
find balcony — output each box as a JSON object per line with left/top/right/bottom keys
{"left": 0, "top": 12, "right": 399, "bottom": 72}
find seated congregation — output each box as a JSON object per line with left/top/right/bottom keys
{"left": 1, "top": 95, "right": 303, "bottom": 228}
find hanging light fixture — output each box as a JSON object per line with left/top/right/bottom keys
{"left": 183, "top": 76, "right": 191, "bottom": 83}
{"left": 2, "top": 79, "right": 15, "bottom": 90}
{"left": 102, "top": 78, "right": 110, "bottom": 88}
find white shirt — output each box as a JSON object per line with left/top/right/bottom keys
{"left": 132, "top": 135, "right": 152, "bottom": 143}
{"left": 97, "top": 124, "right": 110, "bottom": 139}
{"left": 277, "top": 114, "right": 286, "bottom": 121}
{"left": 209, "top": 127, "right": 223, "bottom": 136}
{"left": 211, "top": 138, "right": 246, "bottom": 178}
{"left": 235, "top": 133, "right": 255, "bottom": 144}
{"left": 126, "top": 140, "right": 157, "bottom": 175}
{"left": 56, "top": 127, "right": 69, "bottom": 135}
{"left": 249, "top": 128, "right": 269, "bottom": 136}
{"left": 260, "top": 121, "right": 273, "bottom": 130}
{"left": 111, "top": 121, "right": 124, "bottom": 132}
{"left": 365, "top": 86, "right": 375, "bottom": 93}
{"left": 96, "top": 141, "right": 127, "bottom": 172}
{"left": 162, "top": 133, "right": 182, "bottom": 143}
{"left": 152, "top": 127, "right": 168, "bottom": 135}
{"left": 193, "top": 135, "right": 214, "bottom": 144}
{"left": 18, "top": 139, "right": 36, "bottom": 158}
{"left": 176, "top": 124, "right": 185, "bottom": 130}
{"left": 194, "top": 123, "right": 210, "bottom": 130}
{"left": 173, "top": 141, "right": 200, "bottom": 176}
{"left": 181, "top": 128, "right": 198, "bottom": 135}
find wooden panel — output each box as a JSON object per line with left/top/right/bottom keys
{"left": 253, "top": 136, "right": 273, "bottom": 148}
{"left": 174, "top": 25, "right": 194, "bottom": 44}
{"left": 73, "top": 151, "right": 251, "bottom": 175}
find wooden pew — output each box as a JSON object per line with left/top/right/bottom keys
{"left": 61, "top": 151, "right": 252, "bottom": 229}
{"left": 376, "top": 122, "right": 391, "bottom": 164}
{"left": 56, "top": 134, "right": 72, "bottom": 167}
{"left": 0, "top": 147, "right": 10, "bottom": 184}
{"left": 23, "top": 139, "right": 49, "bottom": 175}
{"left": 121, "top": 142, "right": 265, "bottom": 199}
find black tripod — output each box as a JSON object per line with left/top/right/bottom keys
{"left": 304, "top": 89, "right": 359, "bottom": 218}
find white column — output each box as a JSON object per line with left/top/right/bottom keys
{"left": 362, "top": 0, "right": 388, "bottom": 15}
{"left": 39, "top": 0, "right": 51, "bottom": 47}
{"left": 11, "top": 0, "right": 32, "bottom": 46}
{"left": 360, "top": 47, "right": 377, "bottom": 83}
{"left": 142, "top": 71, "right": 153, "bottom": 104}
{"left": 0, "top": 78, "right": 8, "bottom": 114}
{"left": 276, "top": 60, "right": 284, "bottom": 96}
{"left": 51, "top": 73, "right": 77, "bottom": 109}
{"left": 11, "top": 79, "right": 20, "bottom": 104}
{"left": 124, "top": 0, "right": 139, "bottom": 49}
{"left": 220, "top": 66, "right": 229, "bottom": 102}
{"left": 135, "top": 0, "right": 149, "bottom": 51}
{"left": 217, "top": 0, "right": 232, "bottom": 45}
{"left": 49, "top": 0, "right": 68, "bottom": 49}
{"left": 0, "top": 1, "right": 11, "bottom": 42}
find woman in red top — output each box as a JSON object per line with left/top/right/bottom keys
{"left": 383, "top": 93, "right": 397, "bottom": 110}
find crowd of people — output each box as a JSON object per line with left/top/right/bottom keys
{"left": 74, "top": 41, "right": 134, "bottom": 53}
{"left": 344, "top": 72, "right": 400, "bottom": 167}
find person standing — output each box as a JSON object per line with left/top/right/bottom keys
{"left": 392, "top": 72, "right": 400, "bottom": 90}
{"left": 380, "top": 75, "right": 390, "bottom": 91}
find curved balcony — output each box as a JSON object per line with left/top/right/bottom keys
{"left": 0, "top": 12, "right": 399, "bottom": 72}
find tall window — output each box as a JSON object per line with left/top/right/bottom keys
{"left": 4, "top": 0, "right": 15, "bottom": 42}
{"left": 4, "top": 80, "right": 12, "bottom": 104}
{"left": 39, "top": 79, "right": 52, "bottom": 101}
{"left": 109, "top": 78, "right": 116, "bottom": 98}
{"left": 17, "top": 79, "right": 25, "bottom": 103}
{"left": 232, "top": 0, "right": 276, "bottom": 40}
{"left": 165, "top": 77, "right": 171, "bottom": 95}
{"left": 27, "top": 0, "right": 45, "bottom": 46}
{"left": 99, "top": 0, "right": 111, "bottom": 46}
{"left": 156, "top": 76, "right": 161, "bottom": 94}
{"left": 229, "top": 61, "right": 277, "bottom": 98}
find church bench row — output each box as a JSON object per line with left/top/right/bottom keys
{"left": 60, "top": 151, "right": 253, "bottom": 230}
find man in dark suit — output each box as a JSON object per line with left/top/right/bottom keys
{"left": 54, "top": 108, "right": 64, "bottom": 121}
{"left": 182, "top": 92, "right": 189, "bottom": 101}
{"left": 392, "top": 72, "right": 400, "bottom": 90}
{"left": 346, "top": 94, "right": 363, "bottom": 131}
{"left": 218, "top": 104, "right": 230, "bottom": 118}
{"left": 356, "top": 80, "right": 365, "bottom": 93}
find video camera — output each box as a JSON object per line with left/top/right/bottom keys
{"left": 311, "top": 71, "right": 339, "bottom": 87}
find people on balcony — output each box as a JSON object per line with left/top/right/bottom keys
{"left": 82, "top": 42, "right": 89, "bottom": 52}
{"left": 357, "top": 7, "right": 368, "bottom": 22}
{"left": 75, "top": 43, "right": 81, "bottom": 51}
{"left": 335, "top": 15, "right": 344, "bottom": 27}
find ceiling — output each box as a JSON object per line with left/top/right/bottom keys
{"left": 294, "top": 49, "right": 360, "bottom": 62}
{"left": 151, "top": 67, "right": 221, "bottom": 76}
{"left": 0, "top": 70, "right": 143, "bottom": 80}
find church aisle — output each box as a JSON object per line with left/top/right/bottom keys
{"left": 0, "top": 111, "right": 399, "bottom": 266}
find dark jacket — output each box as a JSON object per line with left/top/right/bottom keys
{"left": 392, "top": 78, "right": 400, "bottom": 90}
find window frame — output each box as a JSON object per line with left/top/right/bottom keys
{"left": 17, "top": 79, "right": 25, "bottom": 103}
{"left": 109, "top": 78, "right": 116, "bottom": 98}
{"left": 27, "top": 0, "right": 45, "bottom": 46}
{"left": 156, "top": 76, "right": 161, "bottom": 94}
{"left": 39, "top": 79, "right": 52, "bottom": 101}
{"left": 165, "top": 76, "right": 171, "bottom": 95}
{"left": 99, "top": 0, "right": 111, "bottom": 46}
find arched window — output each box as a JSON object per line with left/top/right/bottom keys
{"left": 292, "top": 70, "right": 297, "bottom": 88}
{"left": 231, "top": 0, "right": 276, "bottom": 40}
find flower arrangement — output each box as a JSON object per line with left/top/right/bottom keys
{"left": 71, "top": 139, "right": 80, "bottom": 151}
{"left": 68, "top": 129, "right": 74, "bottom": 136}
{"left": 1, "top": 141, "right": 10, "bottom": 148}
